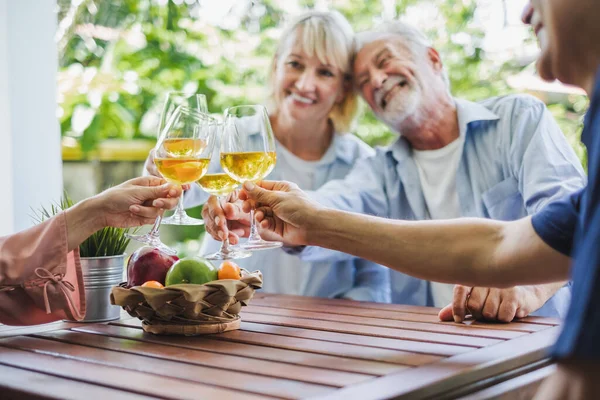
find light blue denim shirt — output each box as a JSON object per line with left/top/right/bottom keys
{"left": 298, "top": 94, "right": 586, "bottom": 317}
{"left": 183, "top": 132, "right": 391, "bottom": 303}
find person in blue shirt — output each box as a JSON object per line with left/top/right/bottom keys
{"left": 218, "top": 0, "right": 600, "bottom": 396}
{"left": 145, "top": 11, "right": 390, "bottom": 303}
{"left": 204, "top": 20, "right": 585, "bottom": 322}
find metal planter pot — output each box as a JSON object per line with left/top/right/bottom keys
{"left": 76, "top": 254, "right": 126, "bottom": 322}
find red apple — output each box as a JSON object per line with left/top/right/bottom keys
{"left": 126, "top": 246, "right": 179, "bottom": 287}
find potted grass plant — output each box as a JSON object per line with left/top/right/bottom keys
{"left": 33, "top": 194, "right": 136, "bottom": 322}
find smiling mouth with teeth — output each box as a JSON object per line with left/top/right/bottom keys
{"left": 381, "top": 80, "right": 408, "bottom": 109}
{"left": 290, "top": 92, "right": 315, "bottom": 105}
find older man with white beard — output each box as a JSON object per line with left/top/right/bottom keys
{"left": 203, "top": 21, "right": 586, "bottom": 322}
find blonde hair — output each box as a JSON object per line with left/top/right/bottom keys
{"left": 268, "top": 10, "right": 359, "bottom": 133}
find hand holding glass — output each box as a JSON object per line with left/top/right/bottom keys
{"left": 126, "top": 106, "right": 216, "bottom": 253}
{"left": 220, "top": 105, "right": 282, "bottom": 250}
{"left": 196, "top": 171, "right": 252, "bottom": 260}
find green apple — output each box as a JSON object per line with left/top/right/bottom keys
{"left": 165, "top": 257, "right": 218, "bottom": 286}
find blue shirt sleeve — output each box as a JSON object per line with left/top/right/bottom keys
{"left": 531, "top": 189, "right": 583, "bottom": 256}
{"left": 551, "top": 67, "right": 600, "bottom": 361}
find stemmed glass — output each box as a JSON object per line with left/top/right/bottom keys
{"left": 161, "top": 92, "right": 209, "bottom": 225}
{"left": 127, "top": 106, "right": 216, "bottom": 254}
{"left": 197, "top": 125, "right": 252, "bottom": 260}
{"left": 220, "top": 105, "right": 282, "bottom": 251}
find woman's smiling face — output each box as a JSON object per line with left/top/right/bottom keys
{"left": 274, "top": 40, "right": 346, "bottom": 123}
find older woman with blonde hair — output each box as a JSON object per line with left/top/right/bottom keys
{"left": 177, "top": 10, "right": 390, "bottom": 302}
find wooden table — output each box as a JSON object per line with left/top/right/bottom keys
{"left": 0, "top": 293, "right": 560, "bottom": 400}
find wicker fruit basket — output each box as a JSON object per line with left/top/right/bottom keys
{"left": 110, "top": 270, "right": 262, "bottom": 336}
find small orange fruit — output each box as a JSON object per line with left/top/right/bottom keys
{"left": 218, "top": 261, "right": 241, "bottom": 280}
{"left": 141, "top": 280, "right": 164, "bottom": 289}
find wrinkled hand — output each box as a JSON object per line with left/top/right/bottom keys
{"left": 94, "top": 176, "right": 182, "bottom": 228}
{"left": 201, "top": 190, "right": 252, "bottom": 244}
{"left": 439, "top": 285, "right": 550, "bottom": 323}
{"left": 239, "top": 180, "right": 322, "bottom": 247}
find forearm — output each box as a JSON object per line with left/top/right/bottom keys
{"left": 64, "top": 198, "right": 104, "bottom": 252}
{"left": 308, "top": 209, "right": 570, "bottom": 288}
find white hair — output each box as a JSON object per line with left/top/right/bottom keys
{"left": 355, "top": 21, "right": 450, "bottom": 89}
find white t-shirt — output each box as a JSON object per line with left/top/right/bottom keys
{"left": 412, "top": 134, "right": 465, "bottom": 307}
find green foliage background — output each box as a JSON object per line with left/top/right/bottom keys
{"left": 57, "top": 0, "right": 586, "bottom": 157}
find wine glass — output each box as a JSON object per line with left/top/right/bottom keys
{"left": 126, "top": 92, "right": 208, "bottom": 253}
{"left": 197, "top": 125, "right": 252, "bottom": 260}
{"left": 220, "top": 105, "right": 282, "bottom": 251}
{"left": 127, "top": 107, "right": 216, "bottom": 253}
{"left": 161, "top": 92, "right": 209, "bottom": 225}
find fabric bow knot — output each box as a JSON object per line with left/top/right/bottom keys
{"left": 34, "top": 267, "right": 82, "bottom": 320}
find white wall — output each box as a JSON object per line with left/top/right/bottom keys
{"left": 0, "top": 0, "right": 62, "bottom": 235}
{"left": 0, "top": 0, "right": 13, "bottom": 236}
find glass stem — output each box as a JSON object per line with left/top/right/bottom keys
{"left": 147, "top": 214, "right": 163, "bottom": 237}
{"left": 174, "top": 191, "right": 185, "bottom": 217}
{"left": 219, "top": 237, "right": 232, "bottom": 254}
{"left": 248, "top": 208, "right": 261, "bottom": 242}
{"left": 217, "top": 196, "right": 232, "bottom": 253}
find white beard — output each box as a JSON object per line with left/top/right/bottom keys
{"left": 377, "top": 80, "right": 421, "bottom": 129}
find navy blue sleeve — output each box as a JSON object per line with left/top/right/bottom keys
{"left": 553, "top": 192, "right": 600, "bottom": 360}
{"left": 551, "top": 67, "right": 600, "bottom": 361}
{"left": 531, "top": 189, "right": 583, "bottom": 256}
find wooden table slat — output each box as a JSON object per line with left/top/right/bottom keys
{"left": 84, "top": 322, "right": 410, "bottom": 377}
{"left": 78, "top": 322, "right": 403, "bottom": 377}
{"left": 0, "top": 335, "right": 333, "bottom": 399}
{"left": 0, "top": 362, "right": 156, "bottom": 400}
{"left": 111, "top": 318, "right": 437, "bottom": 367}
{"left": 240, "top": 321, "right": 472, "bottom": 357}
{"left": 37, "top": 329, "right": 372, "bottom": 387}
{"left": 254, "top": 294, "right": 562, "bottom": 327}
{"left": 207, "top": 330, "right": 431, "bottom": 367}
{"left": 0, "top": 344, "right": 268, "bottom": 400}
{"left": 254, "top": 293, "right": 442, "bottom": 315}
{"left": 250, "top": 299, "right": 549, "bottom": 333}
{"left": 314, "top": 326, "right": 561, "bottom": 400}
{"left": 242, "top": 312, "right": 502, "bottom": 347}
{"left": 245, "top": 306, "right": 528, "bottom": 339}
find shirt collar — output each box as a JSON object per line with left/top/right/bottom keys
{"left": 331, "top": 132, "right": 357, "bottom": 165}
{"left": 387, "top": 97, "right": 500, "bottom": 163}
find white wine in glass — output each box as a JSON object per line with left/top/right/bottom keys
{"left": 126, "top": 107, "right": 216, "bottom": 253}
{"left": 220, "top": 151, "right": 277, "bottom": 182}
{"left": 197, "top": 172, "right": 252, "bottom": 260}
{"left": 161, "top": 92, "right": 209, "bottom": 225}
{"left": 127, "top": 92, "right": 208, "bottom": 253}
{"left": 220, "top": 105, "right": 282, "bottom": 251}
{"left": 156, "top": 108, "right": 216, "bottom": 227}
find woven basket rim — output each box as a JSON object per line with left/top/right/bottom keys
{"left": 110, "top": 269, "right": 262, "bottom": 326}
